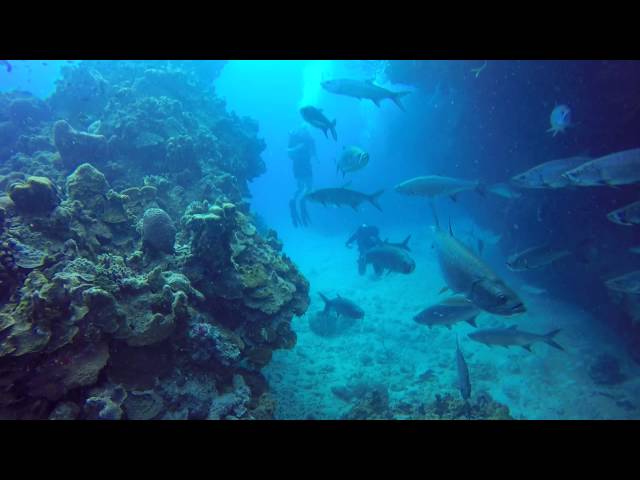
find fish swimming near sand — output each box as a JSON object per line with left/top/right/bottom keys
{"left": 431, "top": 203, "right": 525, "bottom": 316}
{"left": 337, "top": 146, "right": 369, "bottom": 177}
{"left": 605, "top": 271, "right": 640, "bottom": 295}
{"left": 562, "top": 148, "right": 640, "bottom": 187}
{"left": 318, "top": 293, "right": 365, "bottom": 319}
{"left": 547, "top": 104, "right": 572, "bottom": 136}
{"left": 395, "top": 175, "right": 485, "bottom": 201}
{"left": 363, "top": 244, "right": 416, "bottom": 275}
{"left": 506, "top": 244, "right": 572, "bottom": 271}
{"left": 304, "top": 187, "right": 384, "bottom": 211}
{"left": 455, "top": 336, "right": 471, "bottom": 402}
{"left": 413, "top": 295, "right": 481, "bottom": 329}
{"left": 383, "top": 235, "right": 411, "bottom": 252}
{"left": 321, "top": 78, "right": 411, "bottom": 111}
{"left": 607, "top": 200, "right": 640, "bottom": 226}
{"left": 300, "top": 106, "right": 337, "bottom": 141}
{"left": 431, "top": 204, "right": 527, "bottom": 315}
{"left": 469, "top": 325, "right": 564, "bottom": 352}
{"left": 511, "top": 156, "right": 591, "bottom": 189}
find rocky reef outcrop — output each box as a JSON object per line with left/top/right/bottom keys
{"left": 0, "top": 61, "right": 309, "bottom": 420}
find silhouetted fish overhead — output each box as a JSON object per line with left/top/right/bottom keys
{"left": 321, "top": 78, "right": 411, "bottom": 110}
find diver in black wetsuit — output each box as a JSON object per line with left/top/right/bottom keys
{"left": 346, "top": 224, "right": 383, "bottom": 275}
{"left": 288, "top": 126, "right": 316, "bottom": 227}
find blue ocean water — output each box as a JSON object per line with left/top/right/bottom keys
{"left": 1, "top": 60, "right": 639, "bottom": 420}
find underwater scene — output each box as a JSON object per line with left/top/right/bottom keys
{"left": 0, "top": 59, "right": 639, "bottom": 420}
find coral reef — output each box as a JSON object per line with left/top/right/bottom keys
{"left": 0, "top": 61, "right": 309, "bottom": 420}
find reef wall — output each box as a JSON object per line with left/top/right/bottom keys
{"left": 0, "top": 61, "right": 309, "bottom": 419}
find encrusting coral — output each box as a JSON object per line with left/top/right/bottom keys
{"left": 0, "top": 61, "right": 309, "bottom": 420}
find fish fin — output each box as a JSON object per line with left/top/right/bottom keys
{"left": 322, "top": 128, "right": 329, "bottom": 139}
{"left": 401, "top": 235, "right": 411, "bottom": 251}
{"left": 450, "top": 194, "right": 458, "bottom": 202}
{"left": 330, "top": 119, "right": 338, "bottom": 141}
{"left": 544, "top": 329, "right": 565, "bottom": 351}
{"left": 521, "top": 344, "right": 532, "bottom": 352}
{"left": 391, "top": 91, "right": 410, "bottom": 111}
{"left": 438, "top": 286, "right": 449, "bottom": 294}
{"left": 466, "top": 316, "right": 478, "bottom": 328}
{"left": 368, "top": 190, "right": 384, "bottom": 212}
{"left": 318, "top": 293, "right": 331, "bottom": 312}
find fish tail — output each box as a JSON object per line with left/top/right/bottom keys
{"left": 401, "top": 234, "right": 412, "bottom": 251}
{"left": 330, "top": 119, "right": 337, "bottom": 141}
{"left": 318, "top": 292, "right": 331, "bottom": 312}
{"left": 368, "top": 190, "right": 384, "bottom": 211}
{"left": 543, "top": 329, "right": 564, "bottom": 351}
{"left": 392, "top": 91, "right": 411, "bottom": 111}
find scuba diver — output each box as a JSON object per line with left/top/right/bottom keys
{"left": 346, "top": 224, "right": 383, "bottom": 275}
{"left": 288, "top": 125, "right": 316, "bottom": 227}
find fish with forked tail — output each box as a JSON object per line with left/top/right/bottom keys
{"left": 304, "top": 187, "right": 384, "bottom": 211}
{"left": 321, "top": 78, "right": 411, "bottom": 111}
{"left": 469, "top": 325, "right": 564, "bottom": 352}
{"left": 300, "top": 106, "right": 337, "bottom": 141}
{"left": 318, "top": 293, "right": 364, "bottom": 319}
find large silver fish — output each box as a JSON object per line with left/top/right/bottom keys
{"left": 321, "top": 78, "right": 410, "bottom": 110}
{"left": 413, "top": 295, "right": 481, "bottom": 329}
{"left": 607, "top": 200, "right": 640, "bottom": 226}
{"left": 431, "top": 207, "right": 525, "bottom": 316}
{"left": 605, "top": 271, "right": 640, "bottom": 295}
{"left": 510, "top": 156, "right": 591, "bottom": 189}
{"left": 562, "top": 148, "right": 640, "bottom": 187}
{"left": 363, "top": 244, "right": 415, "bottom": 275}
{"left": 506, "top": 244, "right": 572, "bottom": 271}
{"left": 469, "top": 325, "right": 564, "bottom": 352}
{"left": 304, "top": 187, "right": 383, "bottom": 211}
{"left": 337, "top": 146, "right": 369, "bottom": 177}
{"left": 395, "top": 175, "right": 484, "bottom": 201}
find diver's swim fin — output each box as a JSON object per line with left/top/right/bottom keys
{"left": 300, "top": 198, "right": 311, "bottom": 226}
{"left": 289, "top": 199, "right": 300, "bottom": 228}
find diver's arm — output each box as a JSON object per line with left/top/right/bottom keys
{"left": 345, "top": 231, "right": 358, "bottom": 247}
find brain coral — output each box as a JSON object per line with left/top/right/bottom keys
{"left": 141, "top": 208, "right": 176, "bottom": 254}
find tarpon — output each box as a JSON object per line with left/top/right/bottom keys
{"left": 363, "top": 244, "right": 415, "bottom": 275}
{"left": 321, "top": 78, "right": 411, "bottom": 111}
{"left": 300, "top": 106, "right": 337, "bottom": 141}
{"left": 468, "top": 325, "right": 564, "bottom": 352}
{"left": 395, "top": 175, "right": 485, "bottom": 201}
{"left": 510, "top": 156, "right": 591, "bottom": 189}
{"left": 304, "top": 187, "right": 384, "bottom": 211}
{"left": 605, "top": 271, "right": 640, "bottom": 295}
{"left": 318, "top": 293, "right": 365, "bottom": 319}
{"left": 562, "top": 148, "right": 640, "bottom": 187}
{"left": 506, "top": 244, "right": 572, "bottom": 271}
{"left": 607, "top": 200, "right": 640, "bottom": 226}
{"left": 413, "top": 295, "right": 481, "bottom": 329}
{"left": 431, "top": 204, "right": 525, "bottom": 316}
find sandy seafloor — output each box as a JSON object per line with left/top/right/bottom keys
{"left": 263, "top": 223, "right": 640, "bottom": 420}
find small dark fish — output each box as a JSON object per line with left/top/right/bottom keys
{"left": 364, "top": 244, "right": 415, "bottom": 275}
{"left": 455, "top": 336, "right": 471, "bottom": 402}
{"left": 41, "top": 62, "right": 48, "bottom": 66}
{"left": 383, "top": 235, "right": 411, "bottom": 252}
{"left": 300, "top": 106, "right": 337, "bottom": 141}
{"left": 0, "top": 60, "right": 12, "bottom": 73}
{"left": 468, "top": 325, "right": 564, "bottom": 352}
{"left": 318, "top": 293, "right": 364, "bottom": 319}
{"left": 304, "top": 187, "right": 383, "bottom": 211}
